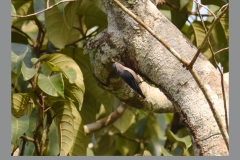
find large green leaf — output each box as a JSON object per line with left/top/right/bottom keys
{"left": 69, "top": 102, "right": 86, "bottom": 156}
{"left": 187, "top": 21, "right": 229, "bottom": 72}
{"left": 11, "top": 115, "right": 29, "bottom": 152}
{"left": 219, "top": 12, "right": 229, "bottom": 43}
{"left": 37, "top": 73, "right": 65, "bottom": 98}
{"left": 166, "top": 129, "right": 192, "bottom": 150}
{"left": 63, "top": 47, "right": 114, "bottom": 114}
{"left": 39, "top": 53, "right": 84, "bottom": 89}
{"left": 12, "top": 43, "right": 35, "bottom": 68}
{"left": 11, "top": 49, "right": 28, "bottom": 74}
{"left": 44, "top": 118, "right": 60, "bottom": 156}
{"left": 77, "top": 0, "right": 107, "bottom": 29}
{"left": 61, "top": 68, "right": 77, "bottom": 84}
{"left": 52, "top": 101, "right": 74, "bottom": 156}
{"left": 39, "top": 53, "right": 85, "bottom": 109}
{"left": 21, "top": 61, "right": 37, "bottom": 81}
{"left": 12, "top": 93, "right": 34, "bottom": 118}
{"left": 45, "top": 0, "right": 81, "bottom": 48}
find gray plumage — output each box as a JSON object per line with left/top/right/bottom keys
{"left": 111, "top": 59, "right": 145, "bottom": 98}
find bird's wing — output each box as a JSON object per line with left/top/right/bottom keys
{"left": 121, "top": 70, "right": 145, "bottom": 98}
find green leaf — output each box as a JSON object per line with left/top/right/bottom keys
{"left": 11, "top": 3, "right": 17, "bottom": 24}
{"left": 116, "top": 134, "right": 139, "bottom": 156}
{"left": 62, "top": 68, "right": 77, "bottom": 84}
{"left": 166, "top": 130, "right": 192, "bottom": 150}
{"left": 12, "top": 43, "right": 34, "bottom": 68}
{"left": 180, "top": 0, "right": 193, "bottom": 11}
{"left": 52, "top": 101, "right": 74, "bottom": 156}
{"left": 11, "top": 49, "right": 28, "bottom": 74}
{"left": 77, "top": 0, "right": 107, "bottom": 29}
{"left": 69, "top": 102, "right": 86, "bottom": 156}
{"left": 39, "top": 62, "right": 52, "bottom": 76}
{"left": 12, "top": 93, "right": 34, "bottom": 118}
{"left": 39, "top": 53, "right": 85, "bottom": 109}
{"left": 45, "top": 1, "right": 81, "bottom": 48}
{"left": 143, "top": 150, "right": 152, "bottom": 156}
{"left": 11, "top": 115, "right": 29, "bottom": 152}
{"left": 63, "top": 47, "right": 114, "bottom": 114}
{"left": 12, "top": 1, "right": 36, "bottom": 24}
{"left": 31, "top": 57, "right": 39, "bottom": 65}
{"left": 45, "top": 117, "right": 60, "bottom": 156}
{"left": 21, "top": 62, "right": 37, "bottom": 81}
{"left": 114, "top": 107, "right": 136, "bottom": 133}
{"left": 39, "top": 53, "right": 84, "bottom": 88}
{"left": 219, "top": 12, "right": 229, "bottom": 43}
{"left": 37, "top": 73, "right": 65, "bottom": 98}
{"left": 187, "top": 21, "right": 229, "bottom": 72}
{"left": 33, "top": 0, "right": 45, "bottom": 25}
{"left": 171, "top": 9, "right": 188, "bottom": 30}
{"left": 22, "top": 107, "right": 37, "bottom": 156}
{"left": 161, "top": 146, "right": 173, "bottom": 156}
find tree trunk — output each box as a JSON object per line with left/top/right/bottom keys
{"left": 85, "top": 0, "right": 229, "bottom": 156}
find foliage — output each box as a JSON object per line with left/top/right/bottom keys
{"left": 11, "top": 0, "right": 228, "bottom": 156}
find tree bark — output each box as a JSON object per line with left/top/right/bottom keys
{"left": 84, "top": 0, "right": 229, "bottom": 156}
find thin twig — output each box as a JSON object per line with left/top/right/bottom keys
{"left": 84, "top": 103, "right": 128, "bottom": 134}
{"left": 214, "top": 47, "right": 229, "bottom": 55}
{"left": 220, "top": 67, "right": 229, "bottom": 133}
{"left": 193, "top": 0, "right": 217, "bottom": 19}
{"left": 196, "top": 2, "right": 228, "bottom": 134}
{"left": 187, "top": 3, "right": 229, "bottom": 69}
{"left": 112, "top": 0, "right": 229, "bottom": 150}
{"left": 11, "top": 0, "right": 78, "bottom": 18}
{"left": 11, "top": 26, "right": 35, "bottom": 45}
{"left": 21, "top": 135, "right": 35, "bottom": 142}
{"left": 165, "top": 1, "right": 215, "bottom": 17}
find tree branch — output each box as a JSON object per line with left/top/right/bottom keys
{"left": 11, "top": 0, "right": 78, "bottom": 18}
{"left": 21, "top": 135, "right": 34, "bottom": 142}
{"left": 112, "top": 0, "right": 229, "bottom": 150}
{"left": 214, "top": 47, "right": 229, "bottom": 55}
{"left": 84, "top": 103, "right": 128, "bottom": 134}
{"left": 193, "top": 0, "right": 217, "bottom": 19}
{"left": 11, "top": 26, "right": 35, "bottom": 45}
{"left": 187, "top": 3, "right": 229, "bottom": 69}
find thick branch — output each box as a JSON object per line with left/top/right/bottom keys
{"left": 86, "top": 0, "right": 229, "bottom": 155}
{"left": 111, "top": 0, "right": 228, "bottom": 151}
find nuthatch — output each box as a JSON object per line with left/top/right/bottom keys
{"left": 111, "top": 59, "right": 145, "bottom": 98}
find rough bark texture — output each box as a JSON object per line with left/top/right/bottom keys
{"left": 84, "top": 0, "right": 229, "bottom": 156}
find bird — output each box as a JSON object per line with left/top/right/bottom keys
{"left": 111, "top": 59, "right": 145, "bottom": 98}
